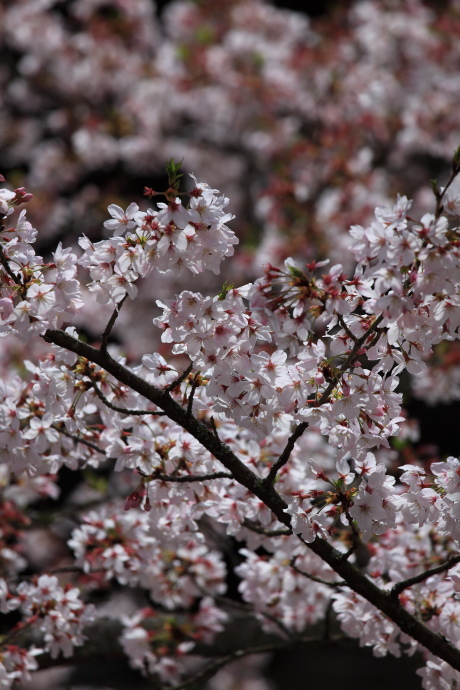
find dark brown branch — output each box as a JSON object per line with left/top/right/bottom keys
{"left": 44, "top": 328, "right": 264, "bottom": 497}
{"left": 100, "top": 294, "right": 127, "bottom": 353}
{"left": 0, "top": 242, "right": 22, "bottom": 284}
{"left": 152, "top": 471, "right": 233, "bottom": 483}
{"left": 42, "top": 327, "right": 460, "bottom": 671}
{"left": 210, "top": 416, "right": 220, "bottom": 440}
{"left": 366, "top": 331, "right": 383, "bottom": 352}
{"left": 317, "top": 313, "right": 384, "bottom": 407}
{"left": 165, "top": 363, "right": 193, "bottom": 393}
{"left": 7, "top": 565, "right": 109, "bottom": 583}
{"left": 196, "top": 589, "right": 292, "bottom": 639}
{"left": 57, "top": 424, "right": 232, "bottom": 485}
{"left": 263, "top": 313, "right": 384, "bottom": 486}
{"left": 339, "top": 509, "right": 362, "bottom": 561}
{"left": 47, "top": 565, "right": 103, "bottom": 576}
{"left": 391, "top": 554, "right": 460, "bottom": 599}
{"left": 264, "top": 421, "right": 309, "bottom": 486}
{"left": 186, "top": 375, "right": 200, "bottom": 419}
{"left": 337, "top": 314, "right": 358, "bottom": 344}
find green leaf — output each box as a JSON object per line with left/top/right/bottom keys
{"left": 430, "top": 178, "right": 440, "bottom": 197}
{"left": 287, "top": 265, "right": 306, "bottom": 279}
{"left": 166, "top": 158, "right": 184, "bottom": 189}
{"left": 215, "top": 281, "right": 234, "bottom": 300}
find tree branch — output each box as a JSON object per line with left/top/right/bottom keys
{"left": 52, "top": 423, "right": 104, "bottom": 455}
{"left": 165, "top": 641, "right": 292, "bottom": 690}
{"left": 263, "top": 313, "right": 384, "bottom": 486}
{"left": 243, "top": 519, "right": 291, "bottom": 537}
{"left": 100, "top": 294, "right": 127, "bottom": 353}
{"left": 391, "top": 554, "right": 460, "bottom": 599}
{"left": 186, "top": 374, "right": 199, "bottom": 419}
{"left": 0, "top": 241, "right": 22, "bottom": 285}
{"left": 88, "top": 370, "right": 165, "bottom": 416}
{"left": 337, "top": 314, "right": 358, "bottom": 344}
{"left": 151, "top": 471, "right": 233, "bottom": 484}
{"left": 42, "top": 327, "right": 460, "bottom": 671}
{"left": 263, "top": 422, "right": 309, "bottom": 486}
{"left": 340, "top": 509, "right": 363, "bottom": 561}
{"left": 434, "top": 167, "right": 460, "bottom": 218}
{"left": 290, "top": 556, "right": 346, "bottom": 589}
{"left": 210, "top": 416, "right": 220, "bottom": 440}
{"left": 165, "top": 363, "right": 193, "bottom": 393}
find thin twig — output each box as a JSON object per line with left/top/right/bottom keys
{"left": 0, "top": 618, "right": 35, "bottom": 648}
{"left": 9, "top": 565, "right": 108, "bottom": 581}
{"left": 0, "top": 242, "right": 22, "bottom": 284}
{"left": 258, "top": 609, "right": 294, "bottom": 639}
{"left": 337, "top": 315, "right": 358, "bottom": 344}
{"left": 435, "top": 168, "right": 460, "bottom": 218}
{"left": 210, "top": 416, "right": 220, "bottom": 440}
{"left": 264, "top": 422, "right": 309, "bottom": 486}
{"left": 56, "top": 426, "right": 232, "bottom": 485}
{"left": 100, "top": 294, "right": 127, "bottom": 352}
{"left": 88, "top": 370, "right": 165, "bottom": 416}
{"left": 365, "top": 330, "right": 383, "bottom": 352}
{"left": 46, "top": 565, "right": 102, "bottom": 576}
{"left": 290, "top": 557, "right": 346, "bottom": 589}
{"left": 166, "top": 641, "right": 292, "bottom": 690}
{"left": 339, "top": 509, "right": 362, "bottom": 561}
{"left": 151, "top": 471, "right": 233, "bottom": 484}
{"left": 186, "top": 375, "right": 200, "bottom": 419}
{"left": 391, "top": 554, "right": 460, "bottom": 598}
{"left": 52, "top": 424, "right": 105, "bottom": 455}
{"left": 263, "top": 313, "right": 384, "bottom": 486}
{"left": 316, "top": 313, "right": 384, "bottom": 407}
{"left": 243, "top": 518, "right": 291, "bottom": 537}
{"left": 165, "top": 363, "right": 193, "bottom": 393}
{"left": 196, "top": 587, "right": 293, "bottom": 639}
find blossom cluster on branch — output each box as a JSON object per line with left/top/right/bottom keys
{"left": 0, "top": 150, "right": 460, "bottom": 690}
{"left": 3, "top": 0, "right": 460, "bottom": 373}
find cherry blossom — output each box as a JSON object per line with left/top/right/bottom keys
{"left": 1, "top": 129, "right": 460, "bottom": 687}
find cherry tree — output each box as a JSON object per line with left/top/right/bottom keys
{"left": 2, "top": 0, "right": 460, "bottom": 262}
{"left": 3, "top": 0, "right": 460, "bottom": 411}
{"left": 1, "top": 148, "right": 460, "bottom": 689}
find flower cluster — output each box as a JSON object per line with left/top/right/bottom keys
{"left": 0, "top": 646, "right": 40, "bottom": 688}
{"left": 0, "top": 188, "right": 82, "bottom": 341}
{"left": 1, "top": 574, "right": 95, "bottom": 660}
{"left": 237, "top": 544, "right": 337, "bottom": 633}
{"left": 120, "top": 598, "right": 227, "bottom": 682}
{"left": 1, "top": 161, "right": 460, "bottom": 688}
{"left": 79, "top": 176, "right": 237, "bottom": 305}
{"left": 3, "top": 0, "right": 460, "bottom": 267}
{"left": 68, "top": 506, "right": 227, "bottom": 608}
{"left": 3, "top": 1, "right": 460, "bottom": 687}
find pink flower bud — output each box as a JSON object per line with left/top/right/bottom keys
{"left": 314, "top": 371, "right": 325, "bottom": 385}
{"left": 123, "top": 484, "right": 146, "bottom": 511}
